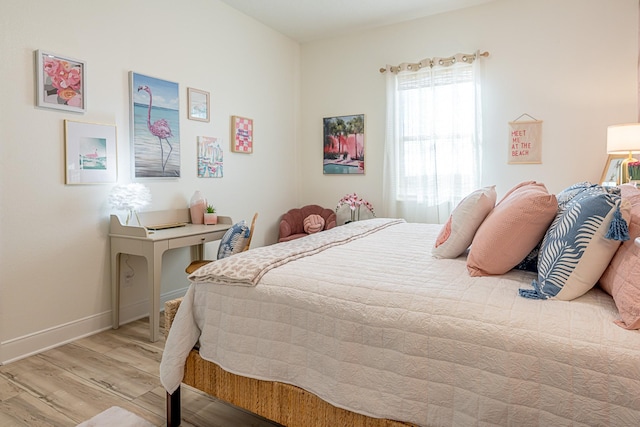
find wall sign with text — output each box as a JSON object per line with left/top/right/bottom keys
{"left": 508, "top": 118, "right": 542, "bottom": 164}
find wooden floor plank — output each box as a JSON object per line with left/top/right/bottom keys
{"left": 0, "top": 317, "right": 280, "bottom": 427}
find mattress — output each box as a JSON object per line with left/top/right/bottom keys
{"left": 160, "top": 220, "right": 640, "bottom": 426}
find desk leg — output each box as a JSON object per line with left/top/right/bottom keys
{"left": 192, "top": 242, "right": 205, "bottom": 261}
{"left": 111, "top": 251, "right": 121, "bottom": 329}
{"left": 148, "top": 250, "right": 164, "bottom": 342}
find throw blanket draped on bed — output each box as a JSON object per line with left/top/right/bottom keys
{"left": 188, "top": 218, "right": 405, "bottom": 286}
{"left": 161, "top": 220, "right": 640, "bottom": 427}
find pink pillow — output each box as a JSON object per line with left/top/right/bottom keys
{"left": 432, "top": 186, "right": 497, "bottom": 259}
{"left": 303, "top": 214, "right": 325, "bottom": 234}
{"left": 599, "top": 186, "right": 640, "bottom": 329}
{"left": 467, "top": 181, "right": 558, "bottom": 276}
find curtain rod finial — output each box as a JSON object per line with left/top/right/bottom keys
{"left": 379, "top": 67, "right": 387, "bottom": 74}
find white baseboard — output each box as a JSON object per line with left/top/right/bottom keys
{"left": 0, "top": 288, "right": 188, "bottom": 365}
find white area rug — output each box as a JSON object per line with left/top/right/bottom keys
{"left": 76, "top": 406, "right": 155, "bottom": 427}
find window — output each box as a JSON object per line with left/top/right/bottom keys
{"left": 383, "top": 55, "right": 482, "bottom": 223}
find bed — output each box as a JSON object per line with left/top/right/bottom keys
{"left": 160, "top": 202, "right": 640, "bottom": 427}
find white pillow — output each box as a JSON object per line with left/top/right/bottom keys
{"left": 432, "top": 185, "right": 496, "bottom": 259}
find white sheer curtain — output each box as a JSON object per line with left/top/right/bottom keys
{"left": 382, "top": 53, "right": 483, "bottom": 224}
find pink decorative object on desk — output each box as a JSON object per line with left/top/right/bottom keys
{"left": 189, "top": 190, "right": 206, "bottom": 224}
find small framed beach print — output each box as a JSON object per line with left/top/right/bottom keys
{"left": 35, "top": 50, "right": 86, "bottom": 113}
{"left": 187, "top": 88, "right": 210, "bottom": 122}
{"left": 231, "top": 116, "right": 253, "bottom": 153}
{"left": 64, "top": 120, "right": 117, "bottom": 184}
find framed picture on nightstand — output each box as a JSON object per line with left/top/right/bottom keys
{"left": 600, "top": 154, "right": 627, "bottom": 186}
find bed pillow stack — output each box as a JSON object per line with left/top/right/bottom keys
{"left": 432, "top": 185, "right": 497, "bottom": 259}
{"left": 466, "top": 181, "right": 557, "bottom": 276}
{"left": 519, "top": 182, "right": 630, "bottom": 301}
{"left": 598, "top": 184, "right": 640, "bottom": 329}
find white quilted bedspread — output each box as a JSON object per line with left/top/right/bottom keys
{"left": 160, "top": 220, "right": 640, "bottom": 427}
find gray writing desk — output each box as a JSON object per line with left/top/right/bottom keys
{"left": 109, "top": 209, "right": 232, "bottom": 342}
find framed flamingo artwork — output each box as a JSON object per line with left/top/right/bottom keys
{"left": 64, "top": 120, "right": 117, "bottom": 184}
{"left": 129, "top": 71, "right": 181, "bottom": 178}
{"left": 35, "top": 50, "right": 86, "bottom": 113}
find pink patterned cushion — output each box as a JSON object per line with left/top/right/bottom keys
{"left": 599, "top": 185, "right": 640, "bottom": 329}
{"left": 467, "top": 181, "right": 557, "bottom": 276}
{"left": 303, "top": 214, "right": 325, "bottom": 234}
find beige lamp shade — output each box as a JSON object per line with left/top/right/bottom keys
{"left": 607, "top": 123, "right": 640, "bottom": 153}
{"left": 607, "top": 123, "right": 640, "bottom": 183}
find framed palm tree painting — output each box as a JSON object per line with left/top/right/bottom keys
{"left": 323, "top": 114, "right": 365, "bottom": 174}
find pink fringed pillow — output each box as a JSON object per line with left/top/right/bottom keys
{"left": 599, "top": 185, "right": 640, "bottom": 329}
{"left": 303, "top": 214, "right": 325, "bottom": 234}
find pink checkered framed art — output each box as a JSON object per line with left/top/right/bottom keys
{"left": 230, "top": 115, "right": 253, "bottom": 154}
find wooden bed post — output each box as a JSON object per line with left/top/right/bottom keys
{"left": 166, "top": 387, "right": 181, "bottom": 427}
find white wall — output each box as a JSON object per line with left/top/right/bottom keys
{"left": 0, "top": 0, "right": 300, "bottom": 363}
{"left": 298, "top": 0, "right": 638, "bottom": 214}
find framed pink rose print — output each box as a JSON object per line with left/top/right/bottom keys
{"left": 35, "top": 50, "right": 86, "bottom": 113}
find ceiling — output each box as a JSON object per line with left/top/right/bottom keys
{"left": 219, "top": 0, "right": 497, "bottom": 43}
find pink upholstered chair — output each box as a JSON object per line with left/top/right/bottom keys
{"left": 278, "top": 205, "right": 337, "bottom": 243}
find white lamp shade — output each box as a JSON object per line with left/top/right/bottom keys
{"left": 607, "top": 123, "right": 640, "bottom": 153}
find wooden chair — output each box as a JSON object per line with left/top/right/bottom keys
{"left": 185, "top": 212, "right": 258, "bottom": 274}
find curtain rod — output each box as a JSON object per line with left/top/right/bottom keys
{"left": 380, "top": 51, "right": 489, "bottom": 74}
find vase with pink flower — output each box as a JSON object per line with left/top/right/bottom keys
{"left": 336, "top": 193, "right": 375, "bottom": 224}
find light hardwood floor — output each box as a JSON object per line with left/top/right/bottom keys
{"left": 0, "top": 317, "right": 281, "bottom": 427}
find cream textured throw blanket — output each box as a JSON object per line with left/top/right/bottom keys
{"left": 188, "top": 218, "right": 405, "bottom": 286}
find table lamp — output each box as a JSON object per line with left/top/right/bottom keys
{"left": 607, "top": 123, "right": 640, "bottom": 183}
{"left": 108, "top": 183, "right": 151, "bottom": 225}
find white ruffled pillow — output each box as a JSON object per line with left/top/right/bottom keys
{"left": 432, "top": 186, "right": 496, "bottom": 259}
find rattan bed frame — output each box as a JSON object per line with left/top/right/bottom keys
{"left": 164, "top": 298, "right": 417, "bottom": 427}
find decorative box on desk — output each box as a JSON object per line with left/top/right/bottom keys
{"left": 109, "top": 208, "right": 232, "bottom": 342}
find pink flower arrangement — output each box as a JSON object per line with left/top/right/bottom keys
{"left": 43, "top": 57, "right": 82, "bottom": 107}
{"left": 336, "top": 193, "right": 375, "bottom": 222}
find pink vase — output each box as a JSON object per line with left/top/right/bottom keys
{"left": 189, "top": 191, "right": 206, "bottom": 224}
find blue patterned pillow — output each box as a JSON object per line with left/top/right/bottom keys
{"left": 519, "top": 184, "right": 630, "bottom": 300}
{"left": 556, "top": 181, "right": 591, "bottom": 210}
{"left": 217, "top": 220, "right": 250, "bottom": 259}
